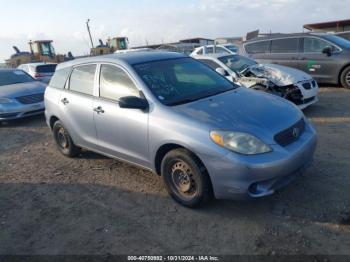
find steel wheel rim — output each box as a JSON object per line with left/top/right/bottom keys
{"left": 171, "top": 160, "right": 197, "bottom": 197}
{"left": 57, "top": 127, "right": 69, "bottom": 149}
{"left": 346, "top": 71, "right": 350, "bottom": 86}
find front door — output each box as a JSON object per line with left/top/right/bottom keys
{"left": 93, "top": 64, "right": 149, "bottom": 167}
{"left": 298, "top": 37, "right": 340, "bottom": 83}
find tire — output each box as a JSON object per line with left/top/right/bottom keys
{"left": 161, "top": 148, "right": 212, "bottom": 208}
{"left": 52, "top": 120, "right": 81, "bottom": 157}
{"left": 340, "top": 66, "right": 350, "bottom": 88}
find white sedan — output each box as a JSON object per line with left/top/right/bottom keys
{"left": 192, "top": 53, "right": 319, "bottom": 109}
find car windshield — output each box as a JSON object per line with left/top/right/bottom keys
{"left": 322, "top": 34, "right": 350, "bottom": 48}
{"left": 218, "top": 55, "right": 257, "bottom": 73}
{"left": 133, "top": 57, "right": 238, "bottom": 106}
{"left": 0, "top": 70, "right": 35, "bottom": 86}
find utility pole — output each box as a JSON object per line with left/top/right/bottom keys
{"left": 86, "top": 19, "right": 94, "bottom": 49}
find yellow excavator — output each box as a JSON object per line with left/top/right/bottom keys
{"left": 6, "top": 40, "right": 73, "bottom": 68}
{"left": 90, "top": 37, "right": 129, "bottom": 56}
{"left": 86, "top": 19, "right": 128, "bottom": 56}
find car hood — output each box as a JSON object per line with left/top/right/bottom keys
{"left": 173, "top": 88, "right": 303, "bottom": 139}
{"left": 0, "top": 81, "right": 47, "bottom": 98}
{"left": 248, "top": 64, "right": 312, "bottom": 86}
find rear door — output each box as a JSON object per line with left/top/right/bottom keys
{"left": 269, "top": 37, "right": 300, "bottom": 69}
{"left": 59, "top": 64, "right": 98, "bottom": 149}
{"left": 244, "top": 40, "right": 271, "bottom": 63}
{"left": 298, "top": 36, "right": 340, "bottom": 83}
{"left": 93, "top": 64, "right": 149, "bottom": 166}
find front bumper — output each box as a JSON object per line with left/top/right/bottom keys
{"left": 295, "top": 80, "right": 319, "bottom": 109}
{"left": 199, "top": 121, "right": 317, "bottom": 200}
{"left": 0, "top": 101, "right": 45, "bottom": 121}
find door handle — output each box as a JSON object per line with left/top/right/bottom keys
{"left": 61, "top": 98, "right": 69, "bottom": 105}
{"left": 93, "top": 106, "right": 105, "bottom": 114}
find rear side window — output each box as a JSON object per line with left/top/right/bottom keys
{"left": 245, "top": 41, "right": 270, "bottom": 54}
{"left": 303, "top": 37, "right": 330, "bottom": 53}
{"left": 205, "top": 47, "right": 214, "bottom": 54}
{"left": 36, "top": 64, "right": 57, "bottom": 73}
{"left": 69, "top": 65, "right": 96, "bottom": 95}
{"left": 49, "top": 67, "right": 71, "bottom": 89}
{"left": 271, "top": 38, "right": 299, "bottom": 53}
{"left": 99, "top": 64, "right": 139, "bottom": 101}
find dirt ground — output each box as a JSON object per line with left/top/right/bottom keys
{"left": 0, "top": 87, "right": 349, "bottom": 256}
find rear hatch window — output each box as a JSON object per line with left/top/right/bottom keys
{"left": 36, "top": 64, "right": 57, "bottom": 73}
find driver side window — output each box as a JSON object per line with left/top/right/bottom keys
{"left": 303, "top": 37, "right": 336, "bottom": 53}
{"left": 99, "top": 64, "right": 139, "bottom": 101}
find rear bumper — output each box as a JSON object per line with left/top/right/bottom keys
{"left": 0, "top": 102, "right": 45, "bottom": 121}
{"left": 199, "top": 121, "right": 317, "bottom": 200}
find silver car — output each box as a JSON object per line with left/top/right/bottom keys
{"left": 45, "top": 52, "right": 317, "bottom": 207}
{"left": 0, "top": 69, "right": 46, "bottom": 121}
{"left": 18, "top": 63, "right": 57, "bottom": 84}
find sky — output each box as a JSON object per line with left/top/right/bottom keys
{"left": 0, "top": 0, "right": 350, "bottom": 62}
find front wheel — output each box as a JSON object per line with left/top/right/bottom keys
{"left": 53, "top": 120, "right": 81, "bottom": 157}
{"left": 161, "top": 149, "right": 212, "bottom": 208}
{"left": 340, "top": 66, "right": 350, "bottom": 88}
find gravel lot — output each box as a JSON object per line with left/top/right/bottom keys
{"left": 0, "top": 87, "right": 349, "bottom": 256}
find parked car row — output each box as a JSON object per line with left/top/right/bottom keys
{"left": 44, "top": 52, "right": 317, "bottom": 207}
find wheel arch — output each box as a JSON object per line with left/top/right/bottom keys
{"left": 154, "top": 143, "right": 208, "bottom": 178}
{"left": 49, "top": 115, "right": 60, "bottom": 130}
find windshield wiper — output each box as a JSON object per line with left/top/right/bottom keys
{"left": 167, "top": 98, "right": 199, "bottom": 106}
{"left": 168, "top": 87, "right": 236, "bottom": 106}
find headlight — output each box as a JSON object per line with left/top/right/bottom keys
{"left": 210, "top": 130, "right": 272, "bottom": 155}
{"left": 0, "top": 98, "right": 14, "bottom": 104}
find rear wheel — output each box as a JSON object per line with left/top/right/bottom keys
{"left": 53, "top": 120, "right": 81, "bottom": 157}
{"left": 161, "top": 149, "right": 212, "bottom": 208}
{"left": 340, "top": 66, "right": 350, "bottom": 88}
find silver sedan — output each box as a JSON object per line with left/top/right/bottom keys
{"left": 0, "top": 69, "right": 46, "bottom": 121}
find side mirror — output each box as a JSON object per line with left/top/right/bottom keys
{"left": 119, "top": 96, "right": 149, "bottom": 110}
{"left": 215, "top": 67, "right": 229, "bottom": 77}
{"left": 322, "top": 46, "right": 332, "bottom": 56}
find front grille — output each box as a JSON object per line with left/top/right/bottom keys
{"left": 15, "top": 93, "right": 44, "bottom": 104}
{"left": 274, "top": 118, "right": 305, "bottom": 147}
{"left": 302, "top": 82, "right": 312, "bottom": 90}
{"left": 0, "top": 113, "right": 19, "bottom": 118}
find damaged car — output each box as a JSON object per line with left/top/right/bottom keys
{"left": 192, "top": 53, "right": 319, "bottom": 109}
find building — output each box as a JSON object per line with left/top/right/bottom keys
{"left": 304, "top": 19, "right": 350, "bottom": 32}
{"left": 215, "top": 37, "right": 242, "bottom": 45}
{"left": 304, "top": 19, "right": 350, "bottom": 41}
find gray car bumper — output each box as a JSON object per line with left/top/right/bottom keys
{"left": 0, "top": 102, "right": 45, "bottom": 121}
{"left": 199, "top": 122, "right": 317, "bottom": 200}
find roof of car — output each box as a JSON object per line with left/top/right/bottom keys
{"left": 57, "top": 51, "right": 187, "bottom": 70}
{"left": 244, "top": 32, "right": 331, "bottom": 43}
{"left": 192, "top": 53, "right": 237, "bottom": 59}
